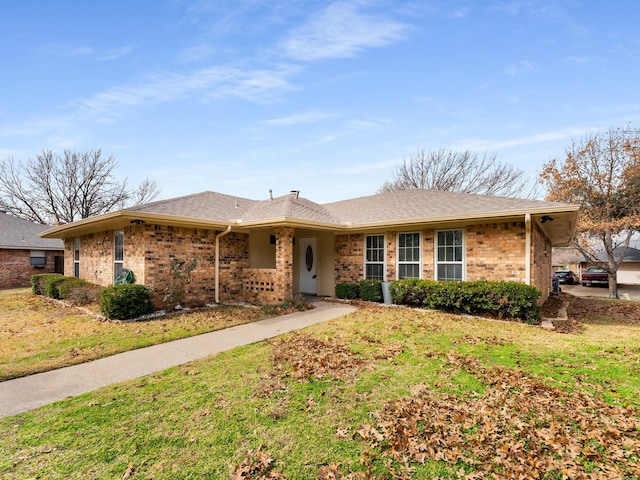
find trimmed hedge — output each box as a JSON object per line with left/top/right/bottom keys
{"left": 389, "top": 279, "right": 541, "bottom": 323}
{"left": 31, "top": 273, "right": 63, "bottom": 295}
{"left": 358, "top": 280, "right": 383, "bottom": 302}
{"left": 100, "top": 284, "right": 154, "bottom": 320}
{"left": 335, "top": 282, "right": 359, "bottom": 300}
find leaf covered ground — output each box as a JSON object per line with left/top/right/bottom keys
{"left": 1, "top": 296, "right": 639, "bottom": 479}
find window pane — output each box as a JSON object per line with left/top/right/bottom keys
{"left": 114, "top": 231, "right": 124, "bottom": 262}
{"left": 74, "top": 263, "right": 80, "bottom": 278}
{"left": 366, "top": 264, "right": 383, "bottom": 280}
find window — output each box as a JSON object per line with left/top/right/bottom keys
{"left": 73, "top": 238, "right": 80, "bottom": 277}
{"left": 30, "top": 250, "right": 46, "bottom": 267}
{"left": 365, "top": 234, "right": 385, "bottom": 280}
{"left": 114, "top": 231, "right": 124, "bottom": 280}
{"left": 398, "top": 232, "right": 420, "bottom": 279}
{"left": 436, "top": 229, "right": 464, "bottom": 281}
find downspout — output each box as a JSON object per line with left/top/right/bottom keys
{"left": 215, "top": 225, "right": 232, "bottom": 304}
{"left": 525, "top": 213, "right": 532, "bottom": 285}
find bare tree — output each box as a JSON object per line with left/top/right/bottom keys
{"left": 378, "top": 148, "right": 536, "bottom": 197}
{"left": 0, "top": 149, "right": 161, "bottom": 224}
{"left": 539, "top": 125, "right": 640, "bottom": 297}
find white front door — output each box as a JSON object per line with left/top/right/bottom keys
{"left": 300, "top": 238, "right": 317, "bottom": 294}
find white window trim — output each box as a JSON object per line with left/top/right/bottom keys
{"left": 364, "top": 234, "right": 386, "bottom": 280}
{"left": 396, "top": 231, "right": 422, "bottom": 279}
{"left": 73, "top": 238, "right": 80, "bottom": 278}
{"left": 434, "top": 228, "right": 466, "bottom": 281}
{"left": 114, "top": 231, "right": 124, "bottom": 280}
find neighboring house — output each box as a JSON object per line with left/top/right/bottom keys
{"left": 41, "top": 189, "right": 579, "bottom": 306}
{"left": 0, "top": 213, "right": 64, "bottom": 289}
{"left": 569, "top": 246, "right": 640, "bottom": 285}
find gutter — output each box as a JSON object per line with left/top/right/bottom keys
{"left": 215, "top": 225, "right": 232, "bottom": 303}
{"left": 525, "top": 213, "right": 531, "bottom": 285}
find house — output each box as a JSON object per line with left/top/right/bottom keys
{"left": 0, "top": 213, "right": 64, "bottom": 289}
{"left": 40, "top": 189, "right": 579, "bottom": 306}
{"left": 569, "top": 246, "right": 640, "bottom": 285}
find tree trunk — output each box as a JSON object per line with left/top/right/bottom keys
{"left": 608, "top": 272, "right": 619, "bottom": 298}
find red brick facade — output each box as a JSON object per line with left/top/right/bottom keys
{"left": 66, "top": 224, "right": 295, "bottom": 306}
{"left": 0, "top": 249, "right": 62, "bottom": 289}
{"left": 335, "top": 221, "right": 552, "bottom": 303}
{"left": 64, "top": 218, "right": 553, "bottom": 307}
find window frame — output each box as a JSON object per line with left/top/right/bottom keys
{"left": 396, "top": 232, "right": 421, "bottom": 279}
{"left": 435, "top": 229, "right": 465, "bottom": 282}
{"left": 114, "top": 231, "right": 124, "bottom": 281}
{"left": 364, "top": 234, "right": 385, "bottom": 280}
{"left": 30, "top": 250, "right": 47, "bottom": 267}
{"left": 73, "top": 238, "right": 80, "bottom": 278}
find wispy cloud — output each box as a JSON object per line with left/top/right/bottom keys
{"left": 73, "top": 64, "right": 298, "bottom": 117}
{"left": 261, "top": 111, "right": 337, "bottom": 126}
{"left": 457, "top": 127, "right": 598, "bottom": 151}
{"left": 40, "top": 43, "right": 133, "bottom": 61}
{"left": 280, "top": 1, "right": 408, "bottom": 61}
{"left": 98, "top": 46, "right": 134, "bottom": 61}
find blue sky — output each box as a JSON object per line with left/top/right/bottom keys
{"left": 2, "top": 1, "right": 639, "bottom": 203}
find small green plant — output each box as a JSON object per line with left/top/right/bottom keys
{"left": 358, "top": 279, "right": 383, "bottom": 302}
{"left": 100, "top": 284, "right": 154, "bottom": 320}
{"left": 335, "top": 282, "right": 359, "bottom": 300}
{"left": 163, "top": 257, "right": 197, "bottom": 310}
{"left": 44, "top": 275, "right": 73, "bottom": 299}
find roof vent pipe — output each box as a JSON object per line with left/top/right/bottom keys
{"left": 290, "top": 190, "right": 300, "bottom": 199}
{"left": 269, "top": 189, "right": 273, "bottom": 200}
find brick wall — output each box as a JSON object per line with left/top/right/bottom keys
{"left": 532, "top": 222, "right": 552, "bottom": 303}
{"left": 335, "top": 233, "right": 364, "bottom": 284}
{"left": 67, "top": 225, "right": 250, "bottom": 307}
{"left": 335, "top": 222, "right": 531, "bottom": 285}
{"left": 0, "top": 248, "right": 61, "bottom": 289}
{"left": 466, "top": 222, "right": 527, "bottom": 283}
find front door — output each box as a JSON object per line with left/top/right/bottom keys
{"left": 299, "top": 238, "right": 317, "bottom": 294}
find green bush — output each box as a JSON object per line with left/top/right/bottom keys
{"left": 100, "top": 284, "right": 155, "bottom": 320}
{"left": 358, "top": 280, "right": 383, "bottom": 302}
{"left": 335, "top": 282, "right": 359, "bottom": 300}
{"left": 389, "top": 279, "right": 541, "bottom": 322}
{"left": 57, "top": 278, "right": 89, "bottom": 299}
{"left": 44, "top": 275, "right": 74, "bottom": 299}
{"left": 31, "top": 273, "right": 62, "bottom": 295}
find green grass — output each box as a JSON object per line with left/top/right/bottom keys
{"left": 1, "top": 305, "right": 639, "bottom": 479}
{"left": 0, "top": 288, "right": 279, "bottom": 380}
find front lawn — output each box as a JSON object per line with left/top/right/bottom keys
{"left": 0, "top": 288, "right": 283, "bottom": 381}
{"left": 1, "top": 302, "right": 639, "bottom": 479}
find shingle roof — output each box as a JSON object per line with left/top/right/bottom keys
{"left": 323, "top": 190, "right": 573, "bottom": 225}
{"left": 129, "top": 191, "right": 257, "bottom": 221}
{"left": 572, "top": 246, "right": 640, "bottom": 263}
{"left": 0, "top": 213, "right": 64, "bottom": 250}
{"left": 240, "top": 194, "right": 341, "bottom": 224}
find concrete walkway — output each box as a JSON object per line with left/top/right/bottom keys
{"left": 0, "top": 301, "right": 356, "bottom": 419}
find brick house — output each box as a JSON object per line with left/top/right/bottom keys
{"left": 41, "top": 189, "right": 579, "bottom": 306}
{"left": 0, "top": 213, "right": 64, "bottom": 289}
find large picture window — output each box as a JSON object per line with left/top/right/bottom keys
{"left": 365, "top": 234, "right": 385, "bottom": 280}
{"left": 398, "top": 232, "right": 420, "bottom": 279}
{"left": 114, "top": 231, "right": 124, "bottom": 280}
{"left": 436, "top": 229, "right": 464, "bottom": 281}
{"left": 73, "top": 238, "right": 80, "bottom": 277}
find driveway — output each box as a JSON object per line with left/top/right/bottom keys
{"left": 561, "top": 283, "right": 640, "bottom": 300}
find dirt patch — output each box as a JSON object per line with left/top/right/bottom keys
{"left": 541, "top": 292, "right": 640, "bottom": 326}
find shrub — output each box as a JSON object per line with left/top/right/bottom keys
{"left": 358, "top": 280, "right": 383, "bottom": 302}
{"left": 100, "top": 284, "right": 154, "bottom": 320}
{"left": 389, "top": 279, "right": 541, "bottom": 322}
{"left": 31, "top": 273, "right": 62, "bottom": 295}
{"left": 44, "top": 275, "right": 74, "bottom": 299}
{"left": 58, "top": 278, "right": 102, "bottom": 306}
{"left": 335, "top": 282, "right": 359, "bottom": 300}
